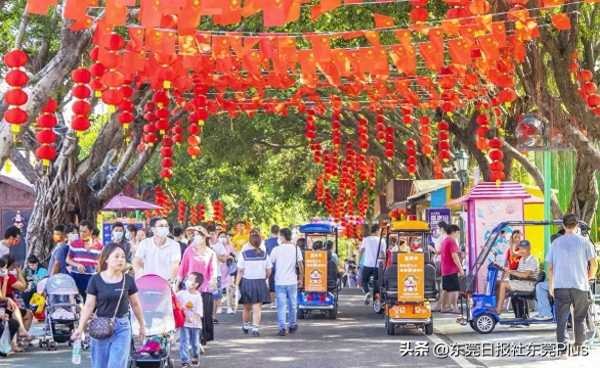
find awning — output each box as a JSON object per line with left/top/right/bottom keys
{"left": 103, "top": 193, "right": 162, "bottom": 211}
{"left": 406, "top": 179, "right": 455, "bottom": 202}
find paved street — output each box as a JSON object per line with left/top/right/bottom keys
{"left": 2, "top": 289, "right": 598, "bottom": 368}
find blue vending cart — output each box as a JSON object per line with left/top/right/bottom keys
{"left": 297, "top": 223, "right": 340, "bottom": 319}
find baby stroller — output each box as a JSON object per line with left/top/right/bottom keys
{"left": 39, "top": 274, "right": 86, "bottom": 350}
{"left": 130, "top": 274, "right": 175, "bottom": 368}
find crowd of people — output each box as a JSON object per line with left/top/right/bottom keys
{"left": 0, "top": 218, "right": 310, "bottom": 367}
{"left": 0, "top": 213, "right": 597, "bottom": 364}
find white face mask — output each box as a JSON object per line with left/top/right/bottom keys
{"left": 193, "top": 235, "right": 204, "bottom": 245}
{"left": 67, "top": 233, "right": 79, "bottom": 243}
{"left": 154, "top": 227, "right": 169, "bottom": 238}
{"left": 184, "top": 279, "right": 196, "bottom": 290}
{"left": 125, "top": 232, "right": 132, "bottom": 241}
{"left": 112, "top": 231, "right": 124, "bottom": 242}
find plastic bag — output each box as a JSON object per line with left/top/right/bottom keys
{"left": 0, "top": 321, "right": 11, "bottom": 355}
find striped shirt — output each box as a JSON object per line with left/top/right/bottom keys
{"left": 68, "top": 239, "right": 103, "bottom": 272}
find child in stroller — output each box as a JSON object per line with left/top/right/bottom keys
{"left": 39, "top": 273, "right": 86, "bottom": 350}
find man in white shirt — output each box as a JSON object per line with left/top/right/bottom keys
{"left": 496, "top": 240, "right": 539, "bottom": 314}
{"left": 359, "top": 224, "right": 386, "bottom": 304}
{"left": 270, "top": 228, "right": 304, "bottom": 336}
{"left": 133, "top": 217, "right": 181, "bottom": 282}
{"left": 0, "top": 226, "right": 21, "bottom": 258}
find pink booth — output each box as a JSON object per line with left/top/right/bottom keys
{"left": 456, "top": 182, "right": 530, "bottom": 292}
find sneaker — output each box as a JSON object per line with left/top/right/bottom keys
{"left": 182, "top": 363, "right": 191, "bottom": 368}
{"left": 192, "top": 357, "right": 199, "bottom": 366}
{"left": 364, "top": 292, "right": 371, "bottom": 305}
{"left": 288, "top": 325, "right": 298, "bottom": 334}
{"left": 277, "top": 329, "right": 287, "bottom": 336}
{"left": 251, "top": 328, "right": 260, "bottom": 337}
{"left": 213, "top": 318, "right": 219, "bottom": 324}
{"left": 199, "top": 344, "right": 206, "bottom": 355}
{"left": 227, "top": 307, "right": 234, "bottom": 314}
{"left": 532, "top": 314, "right": 552, "bottom": 320}
{"left": 216, "top": 307, "right": 223, "bottom": 314}
{"left": 242, "top": 323, "right": 250, "bottom": 334}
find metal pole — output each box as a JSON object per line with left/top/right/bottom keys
{"left": 543, "top": 150, "right": 552, "bottom": 264}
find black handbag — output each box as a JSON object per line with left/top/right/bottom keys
{"left": 87, "top": 275, "right": 127, "bottom": 340}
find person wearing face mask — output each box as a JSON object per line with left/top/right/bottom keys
{"left": 67, "top": 221, "right": 104, "bottom": 299}
{"left": 0, "top": 226, "right": 21, "bottom": 259}
{"left": 110, "top": 222, "right": 131, "bottom": 263}
{"left": 48, "top": 224, "right": 69, "bottom": 276}
{"left": 176, "top": 272, "right": 204, "bottom": 367}
{"left": 177, "top": 227, "right": 217, "bottom": 346}
{"left": 133, "top": 218, "right": 181, "bottom": 282}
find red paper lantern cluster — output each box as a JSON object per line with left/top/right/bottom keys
{"left": 357, "top": 152, "right": 369, "bottom": 182}
{"left": 117, "top": 82, "right": 134, "bottom": 130}
{"left": 419, "top": 116, "right": 433, "bottom": 156}
{"left": 406, "top": 138, "right": 417, "bottom": 176}
{"left": 187, "top": 94, "right": 206, "bottom": 159}
{"left": 177, "top": 200, "right": 186, "bottom": 223}
{"left": 488, "top": 137, "right": 505, "bottom": 182}
{"left": 153, "top": 186, "right": 174, "bottom": 217}
{"left": 3, "top": 50, "right": 29, "bottom": 134}
{"left": 357, "top": 115, "right": 369, "bottom": 152}
{"left": 212, "top": 200, "right": 224, "bottom": 224}
{"left": 35, "top": 99, "right": 58, "bottom": 165}
{"left": 71, "top": 67, "right": 92, "bottom": 133}
{"left": 574, "top": 62, "right": 600, "bottom": 115}
{"left": 305, "top": 109, "right": 316, "bottom": 141}
{"left": 401, "top": 107, "right": 413, "bottom": 126}
{"left": 153, "top": 89, "right": 170, "bottom": 135}
{"left": 384, "top": 126, "right": 394, "bottom": 160}
{"left": 437, "top": 120, "right": 451, "bottom": 162}
{"left": 315, "top": 174, "right": 325, "bottom": 203}
{"left": 410, "top": 0, "right": 428, "bottom": 22}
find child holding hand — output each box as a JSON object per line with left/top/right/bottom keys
{"left": 177, "top": 272, "right": 204, "bottom": 367}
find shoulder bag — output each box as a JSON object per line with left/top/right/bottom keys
{"left": 87, "top": 275, "right": 127, "bottom": 340}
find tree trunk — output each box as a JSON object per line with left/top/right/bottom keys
{"left": 568, "top": 151, "right": 599, "bottom": 225}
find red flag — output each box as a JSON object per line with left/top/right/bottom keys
{"left": 373, "top": 13, "right": 394, "bottom": 28}
{"left": 26, "top": 0, "right": 58, "bottom": 15}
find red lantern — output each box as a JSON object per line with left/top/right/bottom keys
{"left": 35, "top": 144, "right": 57, "bottom": 163}
{"left": 70, "top": 67, "right": 92, "bottom": 133}
{"left": 3, "top": 49, "right": 29, "bottom": 134}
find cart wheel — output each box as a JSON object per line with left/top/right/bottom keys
{"left": 385, "top": 315, "right": 395, "bottom": 336}
{"left": 424, "top": 322, "right": 434, "bottom": 335}
{"left": 473, "top": 313, "right": 497, "bottom": 334}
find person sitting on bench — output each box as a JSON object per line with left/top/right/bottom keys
{"left": 496, "top": 240, "right": 539, "bottom": 314}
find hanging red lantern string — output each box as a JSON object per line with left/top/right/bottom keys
{"left": 375, "top": 111, "right": 386, "bottom": 143}
{"left": 357, "top": 115, "right": 369, "bottom": 152}
{"left": 89, "top": 47, "right": 106, "bottom": 98}
{"left": 100, "top": 33, "right": 125, "bottom": 111}
{"left": 189, "top": 204, "right": 198, "bottom": 225}
{"left": 488, "top": 136, "right": 505, "bottom": 183}
{"left": 142, "top": 102, "right": 158, "bottom": 147}
{"left": 331, "top": 109, "right": 341, "bottom": 150}
{"left": 358, "top": 190, "right": 369, "bottom": 219}
{"left": 315, "top": 174, "right": 325, "bottom": 203}
{"left": 3, "top": 49, "right": 29, "bottom": 135}
{"left": 212, "top": 200, "right": 224, "bottom": 224}
{"left": 357, "top": 152, "right": 369, "bottom": 182}
{"left": 437, "top": 120, "right": 451, "bottom": 163}
{"left": 152, "top": 89, "right": 170, "bottom": 135}
{"left": 310, "top": 141, "right": 322, "bottom": 164}
{"left": 419, "top": 116, "right": 433, "bottom": 157}
{"left": 406, "top": 138, "right": 417, "bottom": 177}
{"left": 117, "top": 82, "right": 134, "bottom": 131}
{"left": 172, "top": 120, "right": 184, "bottom": 145}
{"left": 475, "top": 106, "right": 490, "bottom": 152}
{"left": 401, "top": 107, "right": 413, "bottom": 126}
{"left": 159, "top": 134, "right": 174, "bottom": 181}
{"left": 384, "top": 126, "right": 394, "bottom": 160}
{"left": 305, "top": 108, "right": 316, "bottom": 142}
{"left": 368, "top": 156, "right": 377, "bottom": 189}
{"left": 197, "top": 203, "right": 206, "bottom": 223}
{"left": 70, "top": 67, "right": 92, "bottom": 134}
{"left": 34, "top": 99, "right": 58, "bottom": 166}
{"left": 177, "top": 200, "right": 186, "bottom": 224}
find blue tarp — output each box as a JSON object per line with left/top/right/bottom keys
{"left": 299, "top": 223, "right": 337, "bottom": 234}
